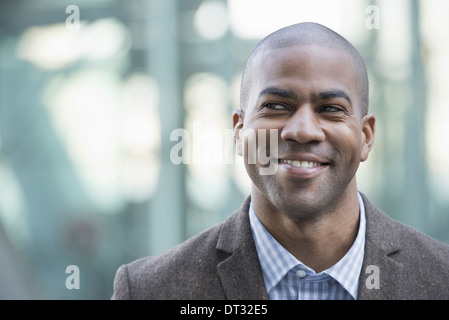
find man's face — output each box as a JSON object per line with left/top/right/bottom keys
{"left": 234, "top": 45, "right": 375, "bottom": 220}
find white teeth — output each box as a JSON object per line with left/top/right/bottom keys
{"left": 280, "top": 160, "right": 320, "bottom": 168}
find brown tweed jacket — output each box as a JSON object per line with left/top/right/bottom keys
{"left": 112, "top": 193, "right": 449, "bottom": 299}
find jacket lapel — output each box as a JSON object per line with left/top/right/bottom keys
{"left": 216, "top": 197, "right": 269, "bottom": 300}
{"left": 357, "top": 193, "right": 404, "bottom": 299}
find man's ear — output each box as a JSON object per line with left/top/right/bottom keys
{"left": 233, "top": 110, "right": 245, "bottom": 156}
{"left": 361, "top": 114, "right": 376, "bottom": 162}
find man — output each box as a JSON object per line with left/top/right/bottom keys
{"left": 112, "top": 22, "right": 449, "bottom": 300}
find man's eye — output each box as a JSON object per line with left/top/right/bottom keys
{"left": 320, "top": 105, "right": 343, "bottom": 113}
{"left": 265, "top": 103, "right": 287, "bottom": 110}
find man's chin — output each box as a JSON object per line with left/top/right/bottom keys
{"left": 271, "top": 191, "right": 334, "bottom": 222}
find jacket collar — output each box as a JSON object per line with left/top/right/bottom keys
{"left": 216, "top": 196, "right": 269, "bottom": 299}
{"left": 357, "top": 193, "right": 404, "bottom": 299}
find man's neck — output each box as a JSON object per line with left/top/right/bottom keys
{"left": 251, "top": 188, "right": 361, "bottom": 273}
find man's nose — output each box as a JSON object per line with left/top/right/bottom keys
{"left": 280, "top": 105, "right": 325, "bottom": 144}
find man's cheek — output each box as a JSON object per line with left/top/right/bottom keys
{"left": 241, "top": 128, "right": 279, "bottom": 175}
{"left": 257, "top": 129, "right": 279, "bottom": 176}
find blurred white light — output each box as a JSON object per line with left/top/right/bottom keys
{"left": 43, "top": 70, "right": 123, "bottom": 211}
{"left": 16, "top": 18, "right": 130, "bottom": 70}
{"left": 44, "top": 70, "right": 161, "bottom": 207}
{"left": 421, "top": 0, "right": 449, "bottom": 199}
{"left": 183, "top": 72, "right": 235, "bottom": 171}
{"left": 194, "top": 0, "right": 229, "bottom": 40}
{"left": 228, "top": 0, "right": 343, "bottom": 39}
{"left": 227, "top": 0, "right": 366, "bottom": 44}
{"left": 183, "top": 73, "right": 231, "bottom": 207}
{"left": 121, "top": 156, "right": 160, "bottom": 203}
{"left": 82, "top": 18, "right": 131, "bottom": 60}
{"left": 121, "top": 116, "right": 159, "bottom": 154}
{"left": 184, "top": 72, "right": 228, "bottom": 112}
{"left": 120, "top": 74, "right": 161, "bottom": 203}
{"left": 17, "top": 23, "right": 85, "bottom": 70}
{"left": 120, "top": 74, "right": 160, "bottom": 155}
{"left": 375, "top": 0, "right": 412, "bottom": 79}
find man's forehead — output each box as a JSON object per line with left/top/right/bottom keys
{"left": 253, "top": 44, "right": 353, "bottom": 65}
{"left": 251, "top": 45, "right": 357, "bottom": 86}
{"left": 246, "top": 45, "right": 359, "bottom": 108}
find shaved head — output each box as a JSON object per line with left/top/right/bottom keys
{"left": 240, "top": 22, "right": 369, "bottom": 116}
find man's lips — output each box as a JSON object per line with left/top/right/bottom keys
{"left": 276, "top": 154, "right": 330, "bottom": 177}
{"left": 278, "top": 159, "right": 327, "bottom": 168}
{"left": 278, "top": 154, "right": 330, "bottom": 168}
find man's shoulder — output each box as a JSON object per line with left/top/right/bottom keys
{"left": 364, "top": 195, "right": 449, "bottom": 262}
{"left": 385, "top": 214, "right": 449, "bottom": 267}
{"left": 113, "top": 221, "right": 226, "bottom": 299}
{"left": 361, "top": 193, "right": 449, "bottom": 299}
{"left": 129, "top": 220, "right": 225, "bottom": 273}
{"left": 112, "top": 198, "right": 253, "bottom": 299}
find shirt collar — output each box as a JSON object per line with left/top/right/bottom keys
{"left": 249, "top": 193, "right": 366, "bottom": 299}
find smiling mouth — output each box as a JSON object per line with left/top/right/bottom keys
{"left": 279, "top": 159, "right": 328, "bottom": 168}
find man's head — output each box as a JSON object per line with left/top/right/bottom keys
{"left": 240, "top": 22, "right": 369, "bottom": 117}
{"left": 233, "top": 22, "right": 375, "bottom": 222}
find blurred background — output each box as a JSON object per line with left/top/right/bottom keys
{"left": 0, "top": 0, "right": 448, "bottom": 299}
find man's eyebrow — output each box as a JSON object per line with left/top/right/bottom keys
{"left": 258, "top": 87, "right": 298, "bottom": 100}
{"left": 259, "top": 88, "right": 351, "bottom": 105}
{"left": 313, "top": 90, "right": 352, "bottom": 104}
